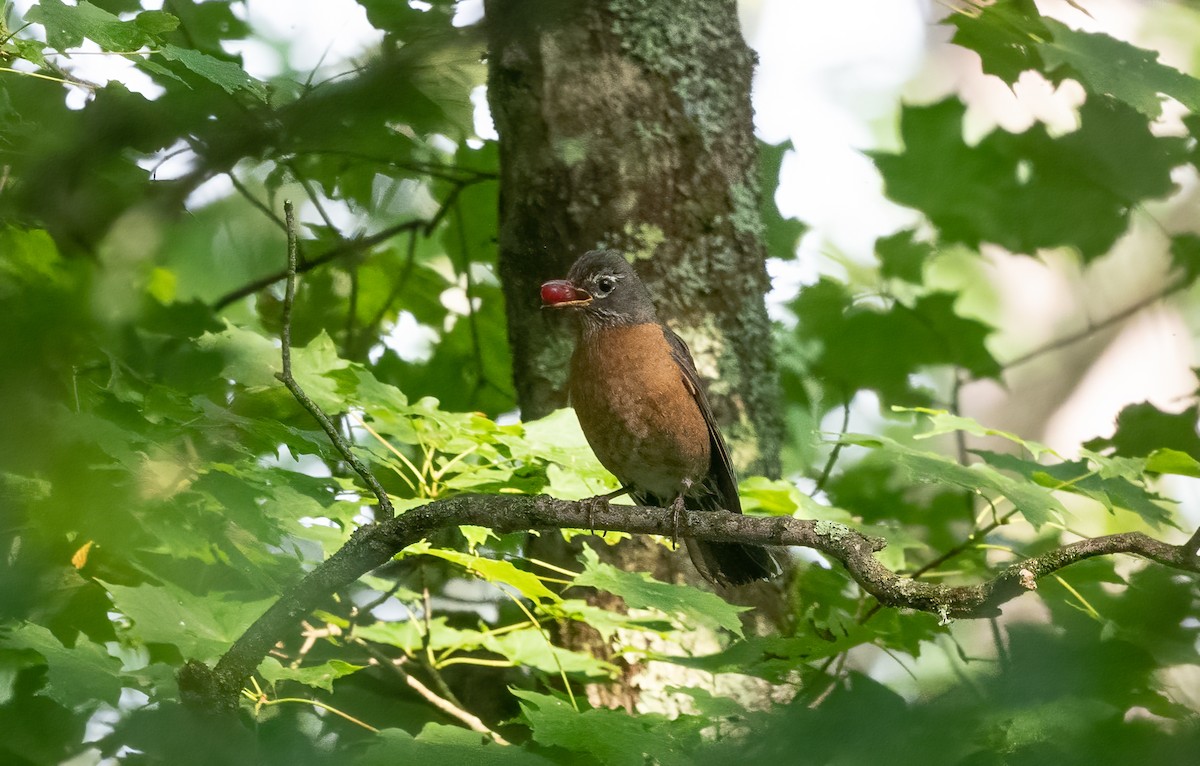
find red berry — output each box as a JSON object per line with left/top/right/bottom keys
{"left": 541, "top": 280, "right": 577, "bottom": 305}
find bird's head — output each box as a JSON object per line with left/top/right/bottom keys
{"left": 540, "top": 250, "right": 657, "bottom": 328}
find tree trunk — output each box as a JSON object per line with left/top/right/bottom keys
{"left": 485, "top": 0, "right": 787, "bottom": 708}
{"left": 485, "top": 0, "right": 782, "bottom": 478}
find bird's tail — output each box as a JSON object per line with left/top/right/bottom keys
{"left": 684, "top": 539, "right": 777, "bottom": 587}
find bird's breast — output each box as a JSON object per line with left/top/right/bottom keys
{"left": 569, "top": 323, "right": 711, "bottom": 498}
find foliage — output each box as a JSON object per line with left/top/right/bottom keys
{"left": 0, "top": 0, "right": 1198, "bottom": 764}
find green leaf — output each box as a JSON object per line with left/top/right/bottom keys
{"left": 0, "top": 471, "right": 53, "bottom": 506}
{"left": 291, "top": 330, "right": 354, "bottom": 412}
{"left": 159, "top": 44, "right": 268, "bottom": 101}
{"left": 198, "top": 325, "right": 351, "bottom": 412}
{"left": 197, "top": 323, "right": 280, "bottom": 389}
{"left": 947, "top": 0, "right": 1047, "bottom": 84}
{"left": 974, "top": 450, "right": 1178, "bottom": 530}
{"left": 739, "top": 476, "right": 855, "bottom": 524}
{"left": 134, "top": 10, "right": 180, "bottom": 35}
{"left": 1084, "top": 402, "right": 1200, "bottom": 460}
{"left": 791, "top": 278, "right": 1000, "bottom": 405}
{"left": 875, "top": 229, "right": 931, "bottom": 284}
{"left": 573, "top": 547, "right": 748, "bottom": 636}
{"left": 514, "top": 690, "right": 696, "bottom": 766}
{"left": 949, "top": 0, "right": 1200, "bottom": 119}
{"left": 758, "top": 139, "right": 807, "bottom": 259}
{"left": 101, "top": 581, "right": 276, "bottom": 662}
{"left": 354, "top": 616, "right": 460, "bottom": 655}
{"left": 873, "top": 97, "right": 1187, "bottom": 261}
{"left": 483, "top": 629, "right": 615, "bottom": 677}
{"left": 5, "top": 36, "right": 48, "bottom": 67}
{"left": 897, "top": 406, "right": 1058, "bottom": 459}
{"left": 359, "top": 724, "right": 553, "bottom": 765}
{"left": 841, "top": 434, "right": 1066, "bottom": 528}
{"left": 984, "top": 697, "right": 1120, "bottom": 751}
{"left": 403, "top": 542, "right": 559, "bottom": 602}
{"left": 459, "top": 525, "right": 498, "bottom": 549}
{"left": 4, "top": 624, "right": 123, "bottom": 711}
{"left": 256, "top": 657, "right": 363, "bottom": 693}
{"left": 1145, "top": 448, "right": 1200, "bottom": 478}
{"left": 663, "top": 635, "right": 844, "bottom": 681}
{"left": 550, "top": 599, "right": 673, "bottom": 641}
{"left": 1039, "top": 19, "right": 1200, "bottom": 120}
{"left": 26, "top": 0, "right": 151, "bottom": 51}
{"left": 0, "top": 227, "right": 67, "bottom": 296}
{"left": 1169, "top": 234, "right": 1200, "bottom": 285}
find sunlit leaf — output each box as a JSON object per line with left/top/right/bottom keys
{"left": 403, "top": 541, "right": 559, "bottom": 602}
{"left": 256, "top": 657, "right": 363, "bottom": 693}
{"left": 898, "top": 406, "right": 1058, "bottom": 459}
{"left": 26, "top": 0, "right": 151, "bottom": 51}
{"left": 1145, "top": 448, "right": 1200, "bottom": 478}
{"left": 949, "top": 0, "right": 1200, "bottom": 119}
{"left": 841, "top": 434, "right": 1066, "bottom": 528}
{"left": 159, "top": 44, "right": 268, "bottom": 101}
{"left": 573, "top": 547, "right": 748, "bottom": 636}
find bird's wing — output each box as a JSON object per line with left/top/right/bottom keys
{"left": 661, "top": 326, "right": 743, "bottom": 514}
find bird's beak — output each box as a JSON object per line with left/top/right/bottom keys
{"left": 540, "top": 280, "right": 593, "bottom": 308}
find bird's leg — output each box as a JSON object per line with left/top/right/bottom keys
{"left": 669, "top": 480, "right": 694, "bottom": 551}
{"left": 583, "top": 484, "right": 632, "bottom": 535}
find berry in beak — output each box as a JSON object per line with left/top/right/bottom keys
{"left": 540, "top": 280, "right": 593, "bottom": 307}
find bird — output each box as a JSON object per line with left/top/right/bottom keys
{"left": 540, "top": 249, "right": 776, "bottom": 587}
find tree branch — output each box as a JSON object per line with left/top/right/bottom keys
{"left": 177, "top": 495, "right": 1200, "bottom": 711}
{"left": 273, "top": 200, "right": 395, "bottom": 522}
{"left": 178, "top": 201, "right": 1200, "bottom": 716}
{"left": 212, "top": 217, "right": 427, "bottom": 309}
{"left": 356, "top": 640, "right": 510, "bottom": 746}
{"left": 213, "top": 178, "right": 471, "bottom": 310}
{"left": 999, "top": 276, "right": 1189, "bottom": 371}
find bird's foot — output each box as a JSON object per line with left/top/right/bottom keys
{"left": 582, "top": 485, "right": 632, "bottom": 536}
{"left": 669, "top": 494, "right": 687, "bottom": 551}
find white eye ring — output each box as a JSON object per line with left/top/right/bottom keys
{"left": 595, "top": 276, "right": 616, "bottom": 294}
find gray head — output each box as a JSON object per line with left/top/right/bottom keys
{"left": 540, "top": 250, "right": 658, "bottom": 327}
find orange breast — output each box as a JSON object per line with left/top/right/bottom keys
{"left": 569, "top": 323, "right": 711, "bottom": 498}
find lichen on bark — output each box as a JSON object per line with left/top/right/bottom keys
{"left": 486, "top": 0, "right": 782, "bottom": 478}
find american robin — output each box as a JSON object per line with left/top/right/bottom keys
{"left": 540, "top": 250, "right": 776, "bottom": 586}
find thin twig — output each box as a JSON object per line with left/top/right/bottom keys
{"left": 288, "top": 149, "right": 497, "bottom": 183}
{"left": 274, "top": 200, "right": 396, "bottom": 521}
{"left": 999, "top": 277, "right": 1189, "bottom": 371}
{"left": 859, "top": 506, "right": 1020, "bottom": 624}
{"left": 215, "top": 218, "right": 425, "bottom": 309}
{"left": 807, "top": 652, "right": 847, "bottom": 709}
{"left": 229, "top": 172, "right": 287, "bottom": 232}
{"left": 813, "top": 396, "right": 851, "bottom": 495}
{"left": 451, "top": 199, "right": 488, "bottom": 405}
{"left": 344, "top": 265, "right": 360, "bottom": 356}
{"left": 357, "top": 640, "right": 510, "bottom": 745}
{"left": 347, "top": 229, "right": 420, "bottom": 361}
{"left": 347, "top": 578, "right": 405, "bottom": 634}
{"left": 213, "top": 181, "right": 467, "bottom": 310}
{"left": 287, "top": 160, "right": 338, "bottom": 232}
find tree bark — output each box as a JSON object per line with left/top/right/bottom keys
{"left": 485, "top": 0, "right": 787, "bottom": 710}
{"left": 486, "top": 0, "right": 782, "bottom": 478}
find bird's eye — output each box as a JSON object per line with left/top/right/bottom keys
{"left": 595, "top": 276, "right": 616, "bottom": 295}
